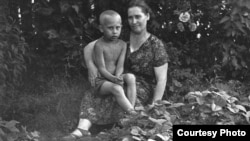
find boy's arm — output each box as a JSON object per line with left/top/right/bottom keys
{"left": 115, "top": 41, "right": 127, "bottom": 77}
{"left": 94, "top": 43, "right": 117, "bottom": 82}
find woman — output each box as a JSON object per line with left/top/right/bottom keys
{"left": 61, "top": 0, "right": 169, "bottom": 140}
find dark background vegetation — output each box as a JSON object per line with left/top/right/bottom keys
{"left": 1, "top": 0, "right": 250, "bottom": 140}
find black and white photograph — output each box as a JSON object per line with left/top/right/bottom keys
{"left": 1, "top": 0, "right": 250, "bottom": 141}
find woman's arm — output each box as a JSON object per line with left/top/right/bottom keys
{"left": 153, "top": 62, "right": 168, "bottom": 103}
{"left": 84, "top": 40, "right": 98, "bottom": 86}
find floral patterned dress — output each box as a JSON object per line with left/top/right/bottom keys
{"left": 79, "top": 34, "right": 169, "bottom": 125}
{"left": 125, "top": 34, "right": 169, "bottom": 105}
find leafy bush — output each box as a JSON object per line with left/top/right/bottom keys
{"left": 0, "top": 117, "right": 40, "bottom": 141}
{"left": 0, "top": 16, "right": 28, "bottom": 90}
{"left": 93, "top": 84, "right": 250, "bottom": 141}
{"left": 1, "top": 0, "right": 250, "bottom": 140}
{"left": 7, "top": 0, "right": 250, "bottom": 80}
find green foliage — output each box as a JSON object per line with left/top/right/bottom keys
{"left": 0, "top": 117, "right": 40, "bottom": 141}
{"left": 18, "top": 0, "right": 101, "bottom": 77}
{"left": 94, "top": 100, "right": 174, "bottom": 141}
{"left": 93, "top": 84, "right": 250, "bottom": 141}
{"left": 211, "top": 0, "right": 250, "bottom": 79}
{"left": 7, "top": 0, "right": 250, "bottom": 80}
{"left": 184, "top": 88, "right": 250, "bottom": 124}
{"left": 0, "top": 3, "right": 29, "bottom": 91}
{"left": 2, "top": 0, "right": 250, "bottom": 140}
{"left": 12, "top": 75, "right": 88, "bottom": 131}
{"left": 147, "top": 0, "right": 250, "bottom": 80}
{"left": 0, "top": 22, "right": 28, "bottom": 88}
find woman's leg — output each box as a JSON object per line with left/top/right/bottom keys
{"left": 61, "top": 119, "right": 91, "bottom": 140}
{"left": 71, "top": 119, "right": 92, "bottom": 136}
{"left": 123, "top": 73, "right": 137, "bottom": 107}
{"left": 99, "top": 81, "right": 135, "bottom": 113}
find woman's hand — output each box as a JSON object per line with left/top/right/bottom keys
{"left": 88, "top": 66, "right": 98, "bottom": 87}
{"left": 84, "top": 40, "right": 98, "bottom": 87}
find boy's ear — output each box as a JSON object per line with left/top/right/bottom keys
{"left": 99, "top": 25, "right": 103, "bottom": 33}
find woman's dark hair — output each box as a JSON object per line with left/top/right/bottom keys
{"left": 128, "top": 0, "right": 153, "bottom": 15}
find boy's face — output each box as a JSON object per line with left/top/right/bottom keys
{"left": 100, "top": 15, "right": 122, "bottom": 41}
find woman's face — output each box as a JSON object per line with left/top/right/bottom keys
{"left": 128, "top": 6, "right": 149, "bottom": 34}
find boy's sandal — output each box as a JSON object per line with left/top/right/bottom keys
{"left": 61, "top": 128, "right": 91, "bottom": 141}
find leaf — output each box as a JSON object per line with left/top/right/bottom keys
{"left": 232, "top": 56, "right": 241, "bottom": 70}
{"left": 132, "top": 136, "right": 142, "bottom": 141}
{"left": 196, "top": 96, "right": 205, "bottom": 105}
{"left": 7, "top": 136, "right": 15, "bottom": 141}
{"left": 231, "top": 7, "right": 239, "bottom": 15}
{"left": 0, "top": 128, "right": 5, "bottom": 135}
{"left": 45, "top": 29, "right": 59, "bottom": 39}
{"left": 187, "top": 91, "right": 202, "bottom": 96}
{"left": 202, "top": 90, "right": 211, "bottom": 95}
{"left": 246, "top": 1, "right": 250, "bottom": 9}
{"left": 220, "top": 16, "right": 230, "bottom": 24}
{"left": 161, "top": 123, "right": 172, "bottom": 132}
{"left": 158, "top": 100, "right": 172, "bottom": 105}
{"left": 169, "top": 103, "right": 184, "bottom": 108}
{"left": 135, "top": 106, "right": 145, "bottom": 111}
{"left": 243, "top": 111, "right": 250, "bottom": 123}
{"left": 227, "top": 97, "right": 238, "bottom": 103}
{"left": 148, "top": 117, "right": 166, "bottom": 125}
{"left": 4, "top": 120, "right": 19, "bottom": 133}
{"left": 147, "top": 128, "right": 157, "bottom": 135}
{"left": 235, "top": 105, "right": 247, "bottom": 113}
{"left": 147, "top": 139, "right": 156, "bottom": 141}
{"left": 173, "top": 79, "right": 182, "bottom": 87}
{"left": 155, "top": 134, "right": 170, "bottom": 141}
{"left": 130, "top": 127, "right": 140, "bottom": 136}
{"left": 72, "top": 5, "right": 79, "bottom": 13}
{"left": 227, "top": 104, "right": 239, "bottom": 113}
{"left": 213, "top": 91, "right": 231, "bottom": 100}
{"left": 30, "top": 131, "right": 40, "bottom": 138}
{"left": 214, "top": 95, "right": 227, "bottom": 107}
{"left": 235, "top": 21, "right": 246, "bottom": 33}
{"left": 37, "top": 7, "right": 54, "bottom": 15}
{"left": 211, "top": 102, "right": 222, "bottom": 111}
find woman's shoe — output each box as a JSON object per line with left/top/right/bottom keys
{"left": 61, "top": 128, "right": 91, "bottom": 141}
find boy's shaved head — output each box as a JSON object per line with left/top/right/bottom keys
{"left": 99, "top": 10, "right": 121, "bottom": 25}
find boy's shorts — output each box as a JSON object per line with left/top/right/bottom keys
{"left": 94, "top": 76, "right": 107, "bottom": 92}
{"left": 94, "top": 76, "right": 124, "bottom": 95}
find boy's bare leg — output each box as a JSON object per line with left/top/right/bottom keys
{"left": 99, "top": 81, "right": 134, "bottom": 112}
{"left": 123, "top": 73, "right": 137, "bottom": 107}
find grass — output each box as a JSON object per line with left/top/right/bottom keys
{"left": 1, "top": 72, "right": 92, "bottom": 140}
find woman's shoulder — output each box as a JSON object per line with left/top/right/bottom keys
{"left": 149, "top": 34, "right": 172, "bottom": 48}
{"left": 148, "top": 34, "right": 165, "bottom": 46}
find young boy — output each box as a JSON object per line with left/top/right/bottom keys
{"left": 94, "top": 10, "right": 136, "bottom": 114}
